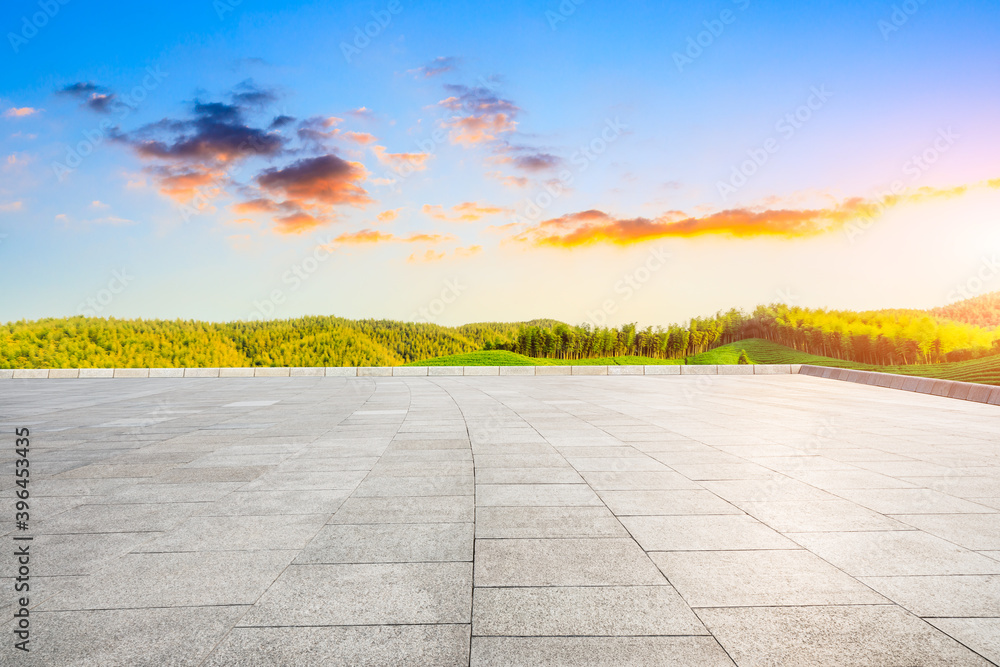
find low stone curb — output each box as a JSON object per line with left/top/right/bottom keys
{"left": 0, "top": 364, "right": 797, "bottom": 379}
{"left": 798, "top": 365, "right": 1000, "bottom": 406}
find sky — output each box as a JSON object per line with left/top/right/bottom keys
{"left": 1, "top": 0, "right": 998, "bottom": 327}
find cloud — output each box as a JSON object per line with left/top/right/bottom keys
{"left": 148, "top": 165, "right": 226, "bottom": 202}
{"left": 3, "top": 107, "right": 39, "bottom": 118}
{"left": 407, "top": 245, "right": 482, "bottom": 263}
{"left": 90, "top": 200, "right": 109, "bottom": 209}
{"left": 57, "top": 82, "right": 118, "bottom": 114}
{"left": 408, "top": 56, "right": 461, "bottom": 79}
{"left": 377, "top": 208, "right": 402, "bottom": 223}
{"left": 330, "top": 229, "right": 455, "bottom": 246}
{"left": 296, "top": 117, "right": 375, "bottom": 147}
{"left": 0, "top": 201, "right": 23, "bottom": 212}
{"left": 438, "top": 84, "right": 519, "bottom": 145}
{"left": 274, "top": 211, "right": 323, "bottom": 234}
{"left": 422, "top": 201, "right": 511, "bottom": 222}
{"left": 269, "top": 115, "right": 295, "bottom": 129}
{"left": 346, "top": 107, "right": 375, "bottom": 120}
{"left": 230, "top": 80, "right": 278, "bottom": 108}
{"left": 117, "top": 97, "right": 286, "bottom": 165}
{"left": 486, "top": 171, "right": 529, "bottom": 188}
{"left": 373, "top": 145, "right": 430, "bottom": 172}
{"left": 257, "top": 154, "right": 371, "bottom": 208}
{"left": 343, "top": 131, "right": 377, "bottom": 145}
{"left": 510, "top": 181, "right": 993, "bottom": 248}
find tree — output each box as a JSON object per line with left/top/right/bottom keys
{"left": 737, "top": 349, "right": 751, "bottom": 365}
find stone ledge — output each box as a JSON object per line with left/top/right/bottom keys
{"left": 464, "top": 366, "right": 499, "bottom": 376}
{"left": 798, "top": 365, "right": 998, "bottom": 407}
{"left": 681, "top": 365, "right": 717, "bottom": 375}
{"left": 499, "top": 366, "right": 534, "bottom": 376}
{"left": 572, "top": 366, "right": 607, "bottom": 375}
{"left": 644, "top": 365, "right": 681, "bottom": 375}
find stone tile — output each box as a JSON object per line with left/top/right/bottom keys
{"left": 240, "top": 562, "right": 472, "bottom": 625}
{"left": 790, "top": 530, "right": 1000, "bottom": 576}
{"left": 598, "top": 489, "right": 741, "bottom": 515}
{"left": 890, "top": 513, "right": 1000, "bottom": 550}
{"left": 470, "top": 636, "right": 735, "bottom": 667}
{"left": 737, "top": 499, "right": 914, "bottom": 532}
{"left": 472, "top": 585, "right": 706, "bottom": 636}
{"left": 38, "top": 550, "right": 297, "bottom": 610}
{"left": 833, "top": 488, "right": 997, "bottom": 514}
{"left": 241, "top": 470, "right": 368, "bottom": 491}
{"left": 330, "top": 495, "right": 474, "bottom": 523}
{"left": 651, "top": 549, "right": 886, "bottom": 607}
{"left": 94, "top": 481, "right": 245, "bottom": 504}
{"left": 477, "top": 484, "right": 603, "bottom": 507}
{"left": 20, "top": 606, "right": 247, "bottom": 667}
{"left": 926, "top": 618, "right": 1000, "bottom": 665}
{"left": 580, "top": 470, "right": 701, "bottom": 490}
{"left": 197, "top": 489, "right": 351, "bottom": 516}
{"left": 785, "top": 468, "right": 917, "bottom": 489}
{"left": 475, "top": 506, "right": 628, "bottom": 538}
{"left": 137, "top": 514, "right": 327, "bottom": 552}
{"left": 295, "top": 522, "right": 474, "bottom": 563}
{"left": 35, "top": 503, "right": 200, "bottom": 534}
{"left": 623, "top": 514, "right": 799, "bottom": 551}
{"left": 859, "top": 575, "right": 1000, "bottom": 616}
{"left": 566, "top": 456, "right": 669, "bottom": 472}
{"left": 152, "top": 466, "right": 271, "bottom": 483}
{"left": 474, "top": 467, "right": 584, "bottom": 484}
{"left": 1, "top": 532, "right": 157, "bottom": 576}
{"left": 354, "top": 475, "right": 474, "bottom": 497}
{"left": 474, "top": 538, "right": 665, "bottom": 586}
{"left": 700, "top": 477, "right": 838, "bottom": 502}
{"left": 698, "top": 605, "right": 991, "bottom": 667}
{"left": 204, "top": 625, "right": 471, "bottom": 667}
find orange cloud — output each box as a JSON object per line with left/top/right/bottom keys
{"left": 373, "top": 145, "right": 430, "bottom": 172}
{"left": 438, "top": 85, "right": 519, "bottom": 145}
{"left": 258, "top": 154, "right": 371, "bottom": 208}
{"left": 3, "top": 107, "right": 39, "bottom": 118}
{"left": 511, "top": 181, "right": 995, "bottom": 248}
{"left": 330, "top": 229, "right": 455, "bottom": 246}
{"left": 275, "top": 211, "right": 323, "bottom": 234}
{"left": 407, "top": 245, "right": 483, "bottom": 263}
{"left": 487, "top": 171, "right": 529, "bottom": 188}
{"left": 343, "top": 131, "right": 377, "bottom": 145}
{"left": 151, "top": 166, "right": 226, "bottom": 202}
{"left": 377, "top": 208, "right": 402, "bottom": 223}
{"left": 422, "top": 201, "right": 511, "bottom": 222}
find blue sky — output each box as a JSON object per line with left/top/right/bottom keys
{"left": 1, "top": 0, "right": 998, "bottom": 325}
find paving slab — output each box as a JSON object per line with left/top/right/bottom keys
{"left": 2, "top": 373, "right": 998, "bottom": 664}
{"left": 698, "top": 605, "right": 992, "bottom": 666}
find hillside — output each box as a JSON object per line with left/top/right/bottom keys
{"left": 928, "top": 291, "right": 1000, "bottom": 328}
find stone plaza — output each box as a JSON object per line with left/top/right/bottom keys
{"left": 1, "top": 373, "right": 998, "bottom": 665}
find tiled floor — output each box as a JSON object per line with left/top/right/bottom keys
{"left": 0, "top": 374, "right": 998, "bottom": 665}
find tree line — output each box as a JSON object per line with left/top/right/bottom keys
{"left": 489, "top": 305, "right": 1000, "bottom": 365}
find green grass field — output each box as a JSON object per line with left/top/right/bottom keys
{"left": 411, "top": 338, "right": 1000, "bottom": 386}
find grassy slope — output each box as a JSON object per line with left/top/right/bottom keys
{"left": 412, "top": 338, "right": 1000, "bottom": 386}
